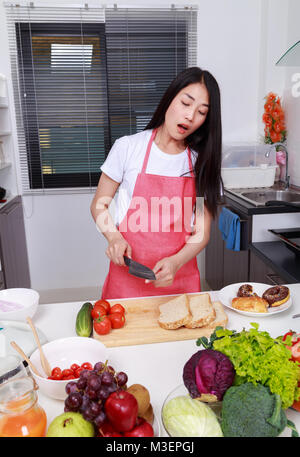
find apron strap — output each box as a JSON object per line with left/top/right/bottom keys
{"left": 142, "top": 128, "right": 195, "bottom": 178}
{"left": 141, "top": 128, "right": 157, "bottom": 174}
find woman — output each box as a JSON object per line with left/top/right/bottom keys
{"left": 90, "top": 67, "right": 222, "bottom": 299}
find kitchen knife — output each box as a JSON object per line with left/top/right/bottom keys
{"left": 124, "top": 256, "right": 156, "bottom": 280}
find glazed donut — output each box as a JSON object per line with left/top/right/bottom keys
{"left": 262, "top": 286, "right": 290, "bottom": 307}
{"left": 237, "top": 284, "right": 255, "bottom": 297}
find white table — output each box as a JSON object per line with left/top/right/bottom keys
{"left": 33, "top": 285, "right": 300, "bottom": 437}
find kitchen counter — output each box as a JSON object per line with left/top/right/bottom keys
{"left": 251, "top": 242, "right": 300, "bottom": 283}
{"left": 32, "top": 286, "right": 300, "bottom": 438}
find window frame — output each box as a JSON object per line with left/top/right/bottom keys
{"left": 16, "top": 22, "right": 110, "bottom": 189}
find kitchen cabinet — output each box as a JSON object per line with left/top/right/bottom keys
{"left": 249, "top": 250, "right": 287, "bottom": 285}
{"left": 0, "top": 196, "right": 31, "bottom": 288}
{"left": 205, "top": 192, "right": 299, "bottom": 289}
{"left": 205, "top": 199, "right": 251, "bottom": 290}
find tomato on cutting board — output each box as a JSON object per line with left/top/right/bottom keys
{"left": 110, "top": 304, "right": 125, "bottom": 315}
{"left": 93, "top": 316, "right": 111, "bottom": 335}
{"left": 94, "top": 299, "right": 111, "bottom": 314}
{"left": 91, "top": 304, "right": 107, "bottom": 320}
{"left": 108, "top": 312, "right": 125, "bottom": 329}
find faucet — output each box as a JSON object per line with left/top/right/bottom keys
{"left": 265, "top": 142, "right": 290, "bottom": 189}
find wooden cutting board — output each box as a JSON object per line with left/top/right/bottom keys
{"left": 93, "top": 293, "right": 228, "bottom": 348}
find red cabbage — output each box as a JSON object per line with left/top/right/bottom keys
{"left": 183, "top": 349, "right": 235, "bottom": 401}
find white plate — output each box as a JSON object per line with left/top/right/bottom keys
{"left": 218, "top": 282, "right": 292, "bottom": 317}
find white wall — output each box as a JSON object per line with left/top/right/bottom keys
{"left": 0, "top": 0, "right": 295, "bottom": 298}
{"left": 282, "top": 0, "right": 300, "bottom": 187}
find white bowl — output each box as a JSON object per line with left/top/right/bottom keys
{"left": 0, "top": 288, "right": 39, "bottom": 321}
{"left": 29, "top": 337, "right": 108, "bottom": 400}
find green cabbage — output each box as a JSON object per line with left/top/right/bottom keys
{"left": 162, "top": 395, "right": 223, "bottom": 437}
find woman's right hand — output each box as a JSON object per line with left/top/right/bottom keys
{"left": 105, "top": 232, "right": 132, "bottom": 266}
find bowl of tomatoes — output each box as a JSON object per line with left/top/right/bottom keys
{"left": 29, "top": 337, "right": 108, "bottom": 400}
{"left": 92, "top": 299, "right": 126, "bottom": 336}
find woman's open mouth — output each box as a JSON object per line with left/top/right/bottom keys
{"left": 177, "top": 124, "right": 189, "bottom": 134}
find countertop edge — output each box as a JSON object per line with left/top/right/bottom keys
{"left": 250, "top": 241, "right": 300, "bottom": 283}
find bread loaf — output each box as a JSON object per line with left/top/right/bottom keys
{"left": 158, "top": 293, "right": 223, "bottom": 330}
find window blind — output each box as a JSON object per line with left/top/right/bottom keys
{"left": 5, "top": 3, "right": 198, "bottom": 194}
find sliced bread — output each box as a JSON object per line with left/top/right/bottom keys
{"left": 158, "top": 294, "right": 191, "bottom": 330}
{"left": 206, "top": 301, "right": 228, "bottom": 329}
{"left": 184, "top": 293, "right": 216, "bottom": 329}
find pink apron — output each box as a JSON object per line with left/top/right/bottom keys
{"left": 101, "top": 128, "right": 201, "bottom": 299}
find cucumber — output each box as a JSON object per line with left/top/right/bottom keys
{"left": 76, "top": 302, "right": 93, "bottom": 337}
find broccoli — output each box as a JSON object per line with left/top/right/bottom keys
{"left": 221, "top": 382, "right": 298, "bottom": 437}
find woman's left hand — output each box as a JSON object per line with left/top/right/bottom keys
{"left": 145, "top": 256, "right": 179, "bottom": 288}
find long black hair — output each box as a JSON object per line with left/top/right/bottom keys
{"left": 145, "top": 67, "right": 223, "bottom": 219}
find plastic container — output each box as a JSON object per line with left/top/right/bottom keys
{"left": 221, "top": 165, "right": 278, "bottom": 189}
{"left": 221, "top": 143, "right": 278, "bottom": 188}
{"left": 0, "top": 376, "right": 47, "bottom": 437}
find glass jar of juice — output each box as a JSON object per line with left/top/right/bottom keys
{"left": 0, "top": 376, "right": 47, "bottom": 437}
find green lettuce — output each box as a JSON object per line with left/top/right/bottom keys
{"left": 197, "top": 323, "right": 300, "bottom": 409}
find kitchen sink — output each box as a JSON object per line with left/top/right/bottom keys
{"left": 240, "top": 190, "right": 300, "bottom": 205}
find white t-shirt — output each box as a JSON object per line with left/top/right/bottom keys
{"left": 100, "top": 129, "right": 197, "bottom": 226}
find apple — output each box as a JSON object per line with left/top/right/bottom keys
{"left": 124, "top": 417, "right": 154, "bottom": 437}
{"left": 105, "top": 391, "right": 138, "bottom": 432}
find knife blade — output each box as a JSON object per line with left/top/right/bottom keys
{"left": 124, "top": 256, "right": 156, "bottom": 280}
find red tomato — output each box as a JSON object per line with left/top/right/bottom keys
{"left": 292, "top": 399, "right": 300, "bottom": 412}
{"left": 51, "top": 371, "right": 63, "bottom": 381}
{"left": 110, "top": 304, "right": 125, "bottom": 315}
{"left": 94, "top": 299, "right": 111, "bottom": 314}
{"left": 62, "top": 369, "right": 73, "bottom": 378}
{"left": 75, "top": 367, "right": 84, "bottom": 378}
{"left": 93, "top": 316, "right": 111, "bottom": 335}
{"left": 70, "top": 363, "right": 80, "bottom": 373}
{"left": 51, "top": 367, "right": 62, "bottom": 376}
{"left": 91, "top": 304, "right": 107, "bottom": 320}
{"left": 291, "top": 341, "right": 300, "bottom": 362}
{"left": 64, "top": 374, "right": 76, "bottom": 380}
{"left": 124, "top": 418, "right": 154, "bottom": 437}
{"left": 108, "top": 312, "right": 125, "bottom": 329}
{"left": 81, "top": 362, "right": 93, "bottom": 370}
{"left": 104, "top": 391, "right": 138, "bottom": 432}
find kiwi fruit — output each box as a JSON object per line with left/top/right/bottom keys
{"left": 141, "top": 403, "right": 154, "bottom": 425}
{"left": 127, "top": 384, "right": 150, "bottom": 416}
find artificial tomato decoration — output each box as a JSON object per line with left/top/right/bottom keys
{"left": 91, "top": 304, "right": 107, "bottom": 320}
{"left": 124, "top": 417, "right": 154, "bottom": 437}
{"left": 93, "top": 316, "right": 111, "bottom": 335}
{"left": 104, "top": 391, "right": 138, "bottom": 432}
{"left": 110, "top": 304, "right": 125, "bottom": 315}
{"left": 108, "top": 312, "right": 125, "bottom": 329}
{"left": 94, "top": 299, "right": 111, "bottom": 314}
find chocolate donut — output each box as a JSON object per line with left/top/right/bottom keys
{"left": 262, "top": 286, "right": 290, "bottom": 307}
{"left": 237, "top": 284, "right": 254, "bottom": 297}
